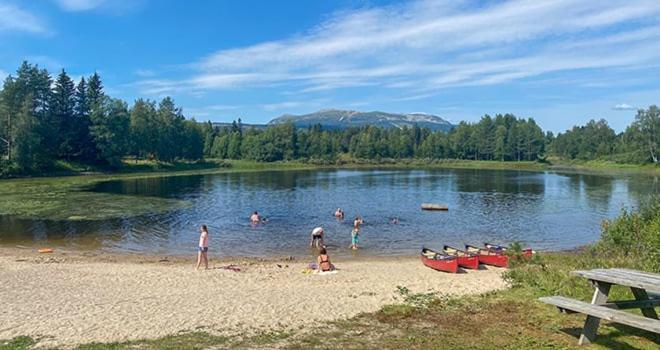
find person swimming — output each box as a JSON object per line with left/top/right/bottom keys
{"left": 334, "top": 208, "right": 344, "bottom": 219}
{"left": 390, "top": 217, "right": 400, "bottom": 224}
{"left": 250, "top": 211, "right": 261, "bottom": 224}
{"left": 310, "top": 227, "right": 324, "bottom": 249}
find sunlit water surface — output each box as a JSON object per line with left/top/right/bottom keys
{"left": 1, "top": 169, "right": 657, "bottom": 258}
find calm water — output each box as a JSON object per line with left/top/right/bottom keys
{"left": 0, "top": 169, "right": 657, "bottom": 257}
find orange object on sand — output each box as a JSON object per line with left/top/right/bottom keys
{"left": 38, "top": 248, "right": 54, "bottom": 253}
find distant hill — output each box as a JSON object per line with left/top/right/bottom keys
{"left": 268, "top": 109, "right": 454, "bottom": 131}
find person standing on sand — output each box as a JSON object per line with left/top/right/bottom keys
{"left": 196, "top": 225, "right": 209, "bottom": 270}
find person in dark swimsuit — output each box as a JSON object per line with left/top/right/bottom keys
{"left": 317, "top": 247, "right": 334, "bottom": 272}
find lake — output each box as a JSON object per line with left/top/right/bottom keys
{"left": 0, "top": 168, "right": 657, "bottom": 257}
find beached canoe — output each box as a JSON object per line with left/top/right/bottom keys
{"left": 421, "top": 247, "right": 458, "bottom": 273}
{"left": 484, "top": 243, "right": 534, "bottom": 259}
{"left": 443, "top": 245, "right": 479, "bottom": 269}
{"left": 465, "top": 244, "right": 509, "bottom": 268}
{"left": 421, "top": 203, "right": 448, "bottom": 211}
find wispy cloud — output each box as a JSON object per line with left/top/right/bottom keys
{"left": 136, "top": 0, "right": 660, "bottom": 100}
{"left": 135, "top": 69, "right": 155, "bottom": 78}
{"left": 612, "top": 103, "right": 637, "bottom": 110}
{"left": 0, "top": 3, "right": 46, "bottom": 33}
{"left": 54, "top": 0, "right": 106, "bottom": 12}
{"left": 54, "top": 0, "right": 145, "bottom": 14}
{"left": 184, "top": 104, "right": 242, "bottom": 118}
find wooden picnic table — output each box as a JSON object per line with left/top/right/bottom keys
{"left": 540, "top": 268, "right": 660, "bottom": 345}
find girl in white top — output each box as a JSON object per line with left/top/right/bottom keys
{"left": 196, "top": 225, "right": 209, "bottom": 270}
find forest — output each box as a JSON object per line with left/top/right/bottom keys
{"left": 0, "top": 62, "right": 658, "bottom": 176}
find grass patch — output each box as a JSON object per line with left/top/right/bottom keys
{"left": 0, "top": 337, "right": 36, "bottom": 350}
{"left": 74, "top": 332, "right": 230, "bottom": 350}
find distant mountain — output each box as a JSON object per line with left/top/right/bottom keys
{"left": 268, "top": 109, "right": 454, "bottom": 131}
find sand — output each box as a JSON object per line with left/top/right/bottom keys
{"left": 0, "top": 249, "right": 507, "bottom": 348}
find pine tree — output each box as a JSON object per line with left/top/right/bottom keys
{"left": 51, "top": 70, "right": 76, "bottom": 159}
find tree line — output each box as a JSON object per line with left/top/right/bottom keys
{"left": 0, "top": 62, "right": 203, "bottom": 174}
{"left": 202, "top": 115, "right": 547, "bottom": 162}
{"left": 202, "top": 108, "right": 657, "bottom": 165}
{"left": 1, "top": 62, "right": 657, "bottom": 176}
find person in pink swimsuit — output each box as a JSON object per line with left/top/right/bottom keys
{"left": 196, "top": 225, "right": 209, "bottom": 270}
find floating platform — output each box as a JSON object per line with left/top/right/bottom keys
{"left": 421, "top": 203, "right": 448, "bottom": 211}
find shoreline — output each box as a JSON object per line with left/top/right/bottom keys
{"left": 0, "top": 246, "right": 507, "bottom": 348}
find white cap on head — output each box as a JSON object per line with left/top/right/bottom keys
{"left": 312, "top": 227, "right": 323, "bottom": 235}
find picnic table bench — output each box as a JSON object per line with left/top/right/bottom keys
{"left": 539, "top": 268, "right": 660, "bottom": 345}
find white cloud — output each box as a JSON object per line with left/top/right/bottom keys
{"left": 55, "top": 0, "right": 106, "bottom": 12}
{"left": 136, "top": 0, "right": 660, "bottom": 98}
{"left": 54, "top": 0, "right": 144, "bottom": 14}
{"left": 0, "top": 3, "right": 46, "bottom": 33}
{"left": 612, "top": 103, "right": 636, "bottom": 110}
{"left": 135, "top": 69, "right": 155, "bottom": 78}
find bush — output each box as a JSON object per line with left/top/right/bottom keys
{"left": 597, "top": 197, "right": 660, "bottom": 272}
{"left": 504, "top": 197, "right": 660, "bottom": 300}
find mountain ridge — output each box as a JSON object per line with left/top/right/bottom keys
{"left": 268, "top": 109, "right": 454, "bottom": 131}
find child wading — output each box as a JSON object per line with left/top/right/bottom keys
{"left": 350, "top": 216, "right": 363, "bottom": 250}
{"left": 196, "top": 225, "right": 209, "bottom": 270}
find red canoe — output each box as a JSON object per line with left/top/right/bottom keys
{"left": 443, "top": 245, "right": 479, "bottom": 269}
{"left": 484, "top": 243, "right": 534, "bottom": 259}
{"left": 465, "top": 245, "right": 509, "bottom": 268}
{"left": 421, "top": 247, "right": 459, "bottom": 273}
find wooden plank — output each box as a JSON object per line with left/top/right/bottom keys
{"left": 631, "top": 287, "right": 659, "bottom": 320}
{"left": 610, "top": 268, "right": 660, "bottom": 281}
{"left": 580, "top": 281, "right": 611, "bottom": 345}
{"left": 571, "top": 270, "right": 660, "bottom": 291}
{"left": 604, "top": 299, "right": 660, "bottom": 310}
{"left": 539, "top": 296, "right": 660, "bottom": 334}
{"left": 601, "top": 269, "right": 660, "bottom": 286}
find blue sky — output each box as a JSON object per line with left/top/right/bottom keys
{"left": 1, "top": 0, "right": 659, "bottom": 132}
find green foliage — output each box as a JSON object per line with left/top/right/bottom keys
{"left": 504, "top": 197, "right": 660, "bottom": 302}
{"left": 0, "top": 62, "right": 205, "bottom": 176}
{"left": 205, "top": 114, "right": 547, "bottom": 163}
{"left": 550, "top": 107, "right": 659, "bottom": 165}
{"left": 597, "top": 197, "right": 660, "bottom": 272}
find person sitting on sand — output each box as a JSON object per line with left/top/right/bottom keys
{"left": 310, "top": 227, "right": 324, "bottom": 249}
{"left": 334, "top": 208, "right": 344, "bottom": 219}
{"left": 317, "top": 247, "right": 334, "bottom": 272}
{"left": 250, "top": 211, "right": 261, "bottom": 224}
{"left": 196, "top": 225, "right": 209, "bottom": 270}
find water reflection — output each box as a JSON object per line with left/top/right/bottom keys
{"left": 0, "top": 169, "right": 656, "bottom": 257}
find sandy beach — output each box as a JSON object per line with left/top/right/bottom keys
{"left": 0, "top": 248, "right": 507, "bottom": 348}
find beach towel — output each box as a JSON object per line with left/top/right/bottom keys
{"left": 218, "top": 264, "right": 242, "bottom": 272}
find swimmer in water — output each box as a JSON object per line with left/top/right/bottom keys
{"left": 334, "top": 208, "right": 344, "bottom": 219}
{"left": 250, "top": 211, "right": 261, "bottom": 224}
